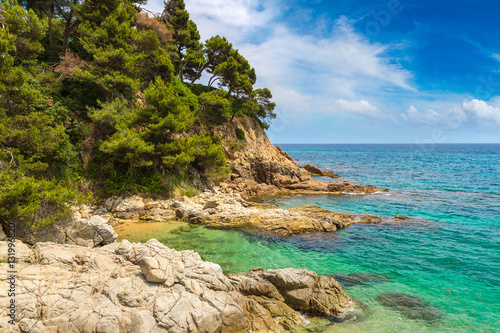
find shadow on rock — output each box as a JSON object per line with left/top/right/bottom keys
{"left": 375, "top": 292, "right": 442, "bottom": 322}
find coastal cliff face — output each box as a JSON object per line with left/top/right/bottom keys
{"left": 214, "top": 115, "right": 383, "bottom": 197}
{"left": 0, "top": 238, "right": 354, "bottom": 332}
{"left": 215, "top": 115, "right": 307, "bottom": 195}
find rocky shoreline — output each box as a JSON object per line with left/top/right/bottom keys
{"left": 0, "top": 188, "right": 409, "bottom": 332}
{"left": 214, "top": 115, "right": 386, "bottom": 199}
{"left": 0, "top": 115, "right": 399, "bottom": 332}
{"left": 0, "top": 237, "right": 356, "bottom": 332}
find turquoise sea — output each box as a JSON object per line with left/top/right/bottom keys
{"left": 134, "top": 144, "right": 500, "bottom": 332}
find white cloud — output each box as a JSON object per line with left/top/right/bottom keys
{"left": 238, "top": 16, "right": 414, "bottom": 93}
{"left": 403, "top": 105, "right": 450, "bottom": 126}
{"left": 402, "top": 104, "right": 467, "bottom": 128}
{"left": 328, "top": 99, "right": 385, "bottom": 118}
{"left": 492, "top": 53, "right": 500, "bottom": 62}
{"left": 462, "top": 99, "right": 500, "bottom": 124}
{"left": 403, "top": 99, "right": 500, "bottom": 129}
{"left": 144, "top": 1, "right": 415, "bottom": 116}
{"left": 185, "top": 0, "right": 277, "bottom": 29}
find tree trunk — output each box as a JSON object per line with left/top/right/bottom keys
{"left": 230, "top": 99, "right": 239, "bottom": 122}
{"left": 47, "top": 0, "right": 53, "bottom": 47}
{"left": 61, "top": 13, "right": 74, "bottom": 56}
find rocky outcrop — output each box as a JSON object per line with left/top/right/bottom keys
{"left": 72, "top": 192, "right": 413, "bottom": 237}
{"left": 95, "top": 196, "right": 177, "bottom": 224}
{"left": 14, "top": 209, "right": 117, "bottom": 247}
{"left": 215, "top": 115, "right": 384, "bottom": 198}
{"left": 230, "top": 267, "right": 351, "bottom": 319}
{"left": 215, "top": 116, "right": 304, "bottom": 187}
{"left": 0, "top": 239, "right": 355, "bottom": 332}
{"left": 169, "top": 192, "right": 412, "bottom": 235}
{"left": 302, "top": 164, "right": 341, "bottom": 178}
{"left": 284, "top": 179, "right": 382, "bottom": 194}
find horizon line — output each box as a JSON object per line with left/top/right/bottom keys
{"left": 272, "top": 142, "right": 500, "bottom": 145}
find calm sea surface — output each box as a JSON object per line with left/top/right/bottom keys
{"left": 124, "top": 144, "right": 500, "bottom": 332}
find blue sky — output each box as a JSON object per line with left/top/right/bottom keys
{"left": 145, "top": 0, "right": 500, "bottom": 143}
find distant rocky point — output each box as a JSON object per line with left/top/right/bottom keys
{"left": 216, "top": 115, "right": 385, "bottom": 198}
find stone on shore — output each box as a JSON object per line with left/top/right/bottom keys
{"left": 302, "top": 164, "right": 341, "bottom": 178}
{"left": 14, "top": 212, "right": 117, "bottom": 247}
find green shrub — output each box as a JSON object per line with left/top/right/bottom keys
{"left": 180, "top": 186, "right": 200, "bottom": 197}
{"left": 235, "top": 128, "right": 246, "bottom": 141}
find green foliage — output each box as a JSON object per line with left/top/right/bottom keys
{"left": 180, "top": 186, "right": 199, "bottom": 197}
{"left": 2, "top": 1, "right": 45, "bottom": 62}
{"left": 102, "top": 164, "right": 164, "bottom": 195}
{"left": 0, "top": 0, "right": 280, "bottom": 229}
{"left": 242, "top": 88, "right": 276, "bottom": 128}
{"left": 185, "top": 82, "right": 217, "bottom": 96}
{"left": 235, "top": 128, "right": 246, "bottom": 141}
{"left": 198, "top": 90, "right": 231, "bottom": 125}
{"left": 0, "top": 169, "right": 84, "bottom": 229}
{"left": 162, "top": 0, "right": 202, "bottom": 81}
{"left": 225, "top": 139, "right": 246, "bottom": 154}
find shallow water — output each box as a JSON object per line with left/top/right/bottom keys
{"left": 117, "top": 144, "right": 500, "bottom": 332}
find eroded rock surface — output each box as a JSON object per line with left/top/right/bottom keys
{"left": 14, "top": 211, "right": 117, "bottom": 247}
{"left": 215, "top": 115, "right": 383, "bottom": 198}
{"left": 171, "top": 193, "right": 400, "bottom": 235}
{"left": 0, "top": 239, "right": 355, "bottom": 332}
{"left": 302, "top": 164, "right": 341, "bottom": 179}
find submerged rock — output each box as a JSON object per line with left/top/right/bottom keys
{"left": 375, "top": 292, "right": 442, "bottom": 321}
{"left": 329, "top": 273, "right": 389, "bottom": 288}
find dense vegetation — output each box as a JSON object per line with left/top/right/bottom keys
{"left": 0, "top": 0, "right": 276, "bottom": 228}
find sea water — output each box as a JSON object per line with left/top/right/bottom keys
{"left": 120, "top": 144, "right": 500, "bottom": 332}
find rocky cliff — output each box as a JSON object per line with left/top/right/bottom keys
{"left": 214, "top": 116, "right": 305, "bottom": 193}
{"left": 215, "top": 115, "right": 383, "bottom": 197}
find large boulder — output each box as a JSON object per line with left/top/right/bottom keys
{"left": 103, "top": 196, "right": 146, "bottom": 219}
{"left": 230, "top": 267, "right": 354, "bottom": 320}
{"left": 14, "top": 214, "right": 117, "bottom": 247}
{"left": 302, "top": 164, "right": 341, "bottom": 178}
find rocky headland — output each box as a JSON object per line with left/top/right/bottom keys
{"left": 214, "top": 115, "right": 385, "bottom": 198}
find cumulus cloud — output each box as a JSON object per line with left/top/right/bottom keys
{"left": 402, "top": 104, "right": 467, "bottom": 128}
{"left": 403, "top": 99, "right": 500, "bottom": 129}
{"left": 328, "top": 99, "right": 385, "bottom": 118}
{"left": 403, "top": 105, "right": 453, "bottom": 127}
{"left": 462, "top": 99, "right": 500, "bottom": 124}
